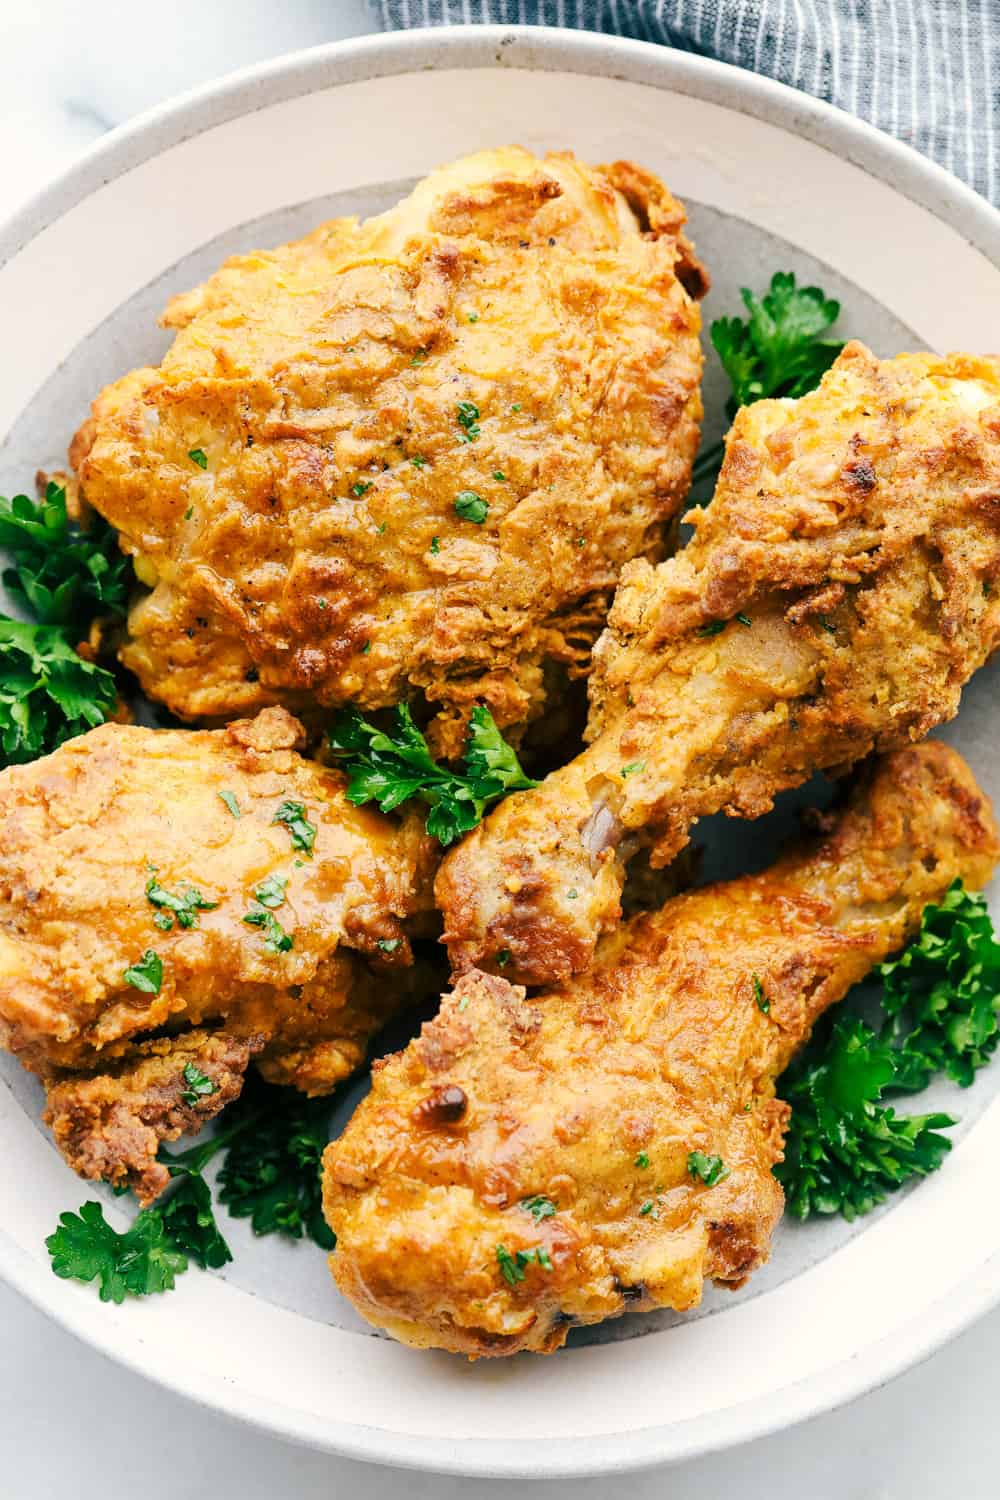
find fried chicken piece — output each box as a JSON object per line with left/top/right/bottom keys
{"left": 0, "top": 706, "right": 438, "bottom": 1196}
{"left": 44, "top": 1029, "right": 264, "bottom": 1204}
{"left": 69, "top": 149, "right": 706, "bottom": 755}
{"left": 438, "top": 343, "right": 1000, "bottom": 982}
{"left": 324, "top": 742, "right": 998, "bottom": 1356}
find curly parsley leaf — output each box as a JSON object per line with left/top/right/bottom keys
{"left": 776, "top": 1016, "right": 955, "bottom": 1222}
{"left": 878, "top": 881, "right": 1000, "bottom": 1090}
{"left": 46, "top": 1200, "right": 188, "bottom": 1302}
{"left": 217, "top": 1079, "right": 334, "bottom": 1249}
{"left": 0, "top": 619, "right": 119, "bottom": 766}
{"left": 715, "top": 272, "right": 843, "bottom": 409}
{"left": 0, "top": 483, "right": 130, "bottom": 629}
{"left": 694, "top": 271, "right": 845, "bottom": 487}
{"left": 155, "top": 1143, "right": 233, "bottom": 1271}
{"left": 328, "top": 702, "right": 537, "bottom": 847}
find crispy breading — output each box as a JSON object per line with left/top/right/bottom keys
{"left": 437, "top": 344, "right": 1000, "bottom": 983}
{"left": 323, "top": 743, "right": 999, "bottom": 1356}
{"left": 70, "top": 149, "right": 706, "bottom": 755}
{"left": 0, "top": 706, "right": 439, "bottom": 1193}
{"left": 44, "top": 1029, "right": 265, "bottom": 1204}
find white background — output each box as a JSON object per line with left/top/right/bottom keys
{"left": 2, "top": 2, "right": 999, "bottom": 1495}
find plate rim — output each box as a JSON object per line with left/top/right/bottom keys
{"left": 3, "top": 22, "right": 1000, "bottom": 1478}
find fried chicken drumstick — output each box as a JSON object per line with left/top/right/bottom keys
{"left": 0, "top": 707, "right": 437, "bottom": 1202}
{"left": 71, "top": 148, "right": 706, "bottom": 755}
{"left": 438, "top": 343, "right": 1000, "bottom": 983}
{"left": 323, "top": 742, "right": 998, "bottom": 1356}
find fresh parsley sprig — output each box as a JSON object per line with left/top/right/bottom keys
{"left": 327, "top": 702, "right": 537, "bottom": 847}
{"left": 47, "top": 1200, "right": 188, "bottom": 1303}
{"left": 776, "top": 1017, "right": 955, "bottom": 1222}
{"left": 878, "top": 882, "right": 1000, "bottom": 1090}
{"left": 694, "top": 271, "right": 844, "bottom": 488}
{"left": 776, "top": 882, "right": 1000, "bottom": 1221}
{"left": 46, "top": 1077, "right": 336, "bottom": 1302}
{"left": 0, "top": 620, "right": 119, "bottom": 765}
{"left": 0, "top": 482, "right": 130, "bottom": 629}
{"left": 217, "top": 1078, "right": 334, "bottom": 1248}
{"left": 0, "top": 481, "right": 130, "bottom": 766}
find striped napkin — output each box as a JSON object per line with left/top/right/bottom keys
{"left": 373, "top": 0, "right": 1000, "bottom": 205}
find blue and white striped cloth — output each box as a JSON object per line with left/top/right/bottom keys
{"left": 373, "top": 1, "right": 1000, "bottom": 206}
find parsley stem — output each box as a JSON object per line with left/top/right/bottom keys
{"left": 160, "top": 1105, "right": 265, "bottom": 1177}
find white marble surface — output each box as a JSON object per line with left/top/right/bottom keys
{"left": 2, "top": 3, "right": 1000, "bottom": 1495}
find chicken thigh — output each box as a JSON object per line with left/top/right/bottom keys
{"left": 0, "top": 707, "right": 437, "bottom": 1200}
{"left": 71, "top": 148, "right": 706, "bottom": 755}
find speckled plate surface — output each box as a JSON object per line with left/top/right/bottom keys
{"left": 2, "top": 24, "right": 1000, "bottom": 1478}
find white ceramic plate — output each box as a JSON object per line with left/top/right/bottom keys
{"left": 2, "top": 24, "right": 1000, "bottom": 1479}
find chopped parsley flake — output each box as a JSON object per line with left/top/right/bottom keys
{"left": 621, "top": 760, "right": 645, "bottom": 778}
{"left": 468, "top": 312, "right": 480, "bottom": 323}
{"left": 376, "top": 937, "right": 401, "bottom": 954}
{"left": 430, "top": 536, "right": 441, "bottom": 554}
{"left": 181, "top": 1063, "right": 218, "bottom": 1107}
{"left": 253, "top": 875, "right": 287, "bottom": 909}
{"left": 687, "top": 1151, "right": 730, "bottom": 1186}
{"left": 753, "top": 974, "right": 771, "bottom": 1013}
{"left": 496, "top": 1243, "right": 523, "bottom": 1286}
{"left": 272, "top": 800, "right": 316, "bottom": 856}
{"left": 456, "top": 400, "right": 481, "bottom": 442}
{"left": 736, "top": 612, "right": 752, "bottom": 627}
{"left": 496, "top": 1243, "right": 551, "bottom": 1286}
{"left": 492, "top": 470, "right": 506, "bottom": 482}
{"left": 454, "top": 491, "right": 488, "bottom": 524}
{"left": 521, "top": 1195, "right": 557, "bottom": 1222}
{"left": 638, "top": 1200, "right": 658, "bottom": 1218}
{"left": 351, "top": 480, "right": 373, "bottom": 498}
{"left": 634, "top": 1152, "right": 650, "bottom": 1169}
{"left": 123, "top": 950, "right": 163, "bottom": 995}
{"left": 496, "top": 947, "right": 512, "bottom": 968}
{"left": 818, "top": 616, "right": 837, "bottom": 634}
{"left": 410, "top": 456, "right": 427, "bottom": 469}
{"left": 188, "top": 449, "right": 208, "bottom": 469}
{"left": 410, "top": 349, "right": 428, "bottom": 366}
{"left": 697, "top": 620, "right": 726, "bottom": 637}
{"left": 145, "top": 868, "right": 218, "bottom": 931}
{"left": 243, "top": 904, "right": 293, "bottom": 954}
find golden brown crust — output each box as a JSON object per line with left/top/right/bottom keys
{"left": 323, "top": 742, "right": 999, "bottom": 1356}
{"left": 71, "top": 148, "right": 705, "bottom": 752}
{"left": 437, "top": 344, "right": 1000, "bottom": 982}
